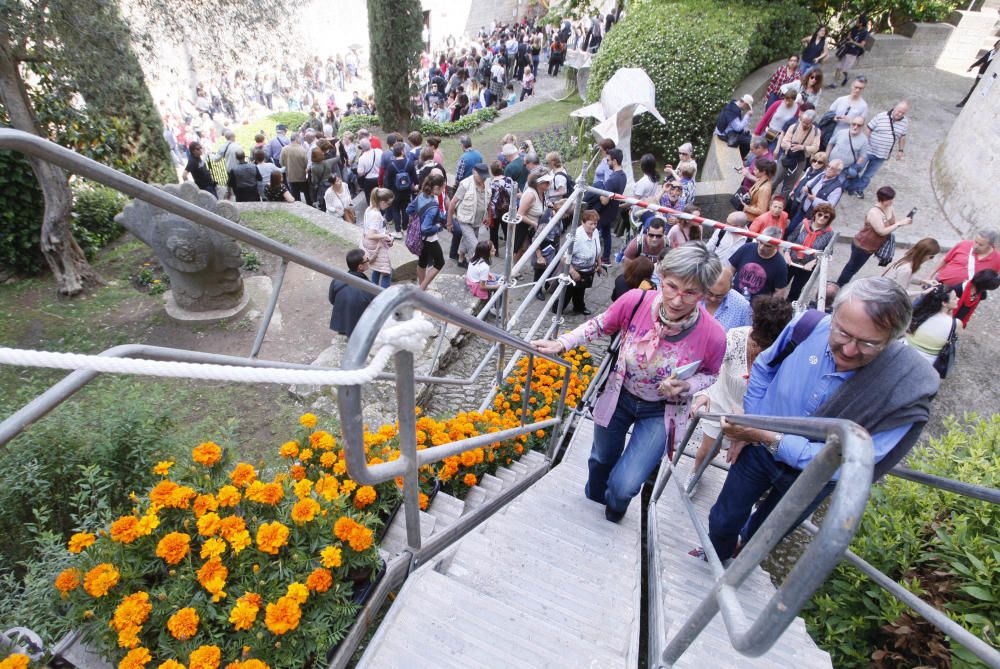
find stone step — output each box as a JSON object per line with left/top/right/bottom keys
{"left": 379, "top": 509, "right": 436, "bottom": 556}
{"left": 493, "top": 466, "right": 518, "bottom": 486}
{"left": 478, "top": 472, "right": 504, "bottom": 494}
{"left": 461, "top": 485, "right": 487, "bottom": 513}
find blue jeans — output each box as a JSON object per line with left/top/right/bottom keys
{"left": 598, "top": 219, "right": 613, "bottom": 263}
{"left": 708, "top": 444, "right": 836, "bottom": 560}
{"left": 371, "top": 270, "right": 391, "bottom": 288}
{"left": 586, "top": 390, "right": 668, "bottom": 515}
{"left": 848, "top": 154, "right": 886, "bottom": 194}
{"left": 835, "top": 243, "right": 874, "bottom": 286}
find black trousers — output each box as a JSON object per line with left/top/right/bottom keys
{"left": 289, "top": 181, "right": 311, "bottom": 206}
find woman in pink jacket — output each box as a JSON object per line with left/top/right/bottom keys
{"left": 533, "top": 243, "right": 727, "bottom": 522}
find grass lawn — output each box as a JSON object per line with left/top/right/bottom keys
{"left": 437, "top": 95, "right": 584, "bottom": 169}
{"left": 239, "top": 208, "right": 352, "bottom": 248}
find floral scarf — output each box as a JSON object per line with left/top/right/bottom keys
{"left": 633, "top": 292, "right": 700, "bottom": 360}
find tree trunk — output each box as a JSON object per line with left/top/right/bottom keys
{"left": 0, "top": 32, "right": 103, "bottom": 295}
{"left": 367, "top": 0, "right": 423, "bottom": 133}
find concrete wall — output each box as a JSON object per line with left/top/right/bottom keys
{"left": 932, "top": 55, "right": 1000, "bottom": 237}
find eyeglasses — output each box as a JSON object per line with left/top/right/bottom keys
{"left": 829, "top": 322, "right": 887, "bottom": 354}
{"left": 814, "top": 212, "right": 831, "bottom": 219}
{"left": 661, "top": 280, "right": 703, "bottom": 303}
{"left": 646, "top": 232, "right": 664, "bottom": 238}
{"left": 811, "top": 159, "right": 826, "bottom": 166}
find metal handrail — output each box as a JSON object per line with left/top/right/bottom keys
{"left": 648, "top": 412, "right": 874, "bottom": 665}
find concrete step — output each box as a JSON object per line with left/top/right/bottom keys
{"left": 461, "top": 485, "right": 487, "bottom": 513}
{"left": 478, "top": 472, "right": 504, "bottom": 494}
{"left": 426, "top": 490, "right": 464, "bottom": 528}
{"left": 494, "top": 466, "right": 518, "bottom": 486}
{"left": 379, "top": 509, "right": 436, "bottom": 556}
{"left": 506, "top": 460, "right": 530, "bottom": 476}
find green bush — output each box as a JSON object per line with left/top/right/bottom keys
{"left": 71, "top": 184, "right": 128, "bottom": 260}
{"left": 337, "top": 107, "right": 500, "bottom": 139}
{"left": 805, "top": 0, "right": 963, "bottom": 30}
{"left": 231, "top": 111, "right": 309, "bottom": 155}
{"left": 803, "top": 414, "right": 1000, "bottom": 668}
{"left": 586, "top": 0, "right": 814, "bottom": 162}
{"left": 0, "top": 148, "right": 46, "bottom": 274}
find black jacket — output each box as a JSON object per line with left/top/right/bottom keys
{"left": 715, "top": 100, "right": 743, "bottom": 135}
{"left": 328, "top": 271, "right": 375, "bottom": 337}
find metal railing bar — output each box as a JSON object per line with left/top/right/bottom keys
{"left": 508, "top": 189, "right": 585, "bottom": 279}
{"left": 801, "top": 521, "right": 1000, "bottom": 669}
{"left": 887, "top": 466, "right": 1000, "bottom": 505}
{"left": 0, "top": 129, "right": 379, "bottom": 297}
{"left": 686, "top": 433, "right": 725, "bottom": 495}
{"left": 249, "top": 258, "right": 288, "bottom": 358}
{"left": 325, "top": 553, "right": 410, "bottom": 669}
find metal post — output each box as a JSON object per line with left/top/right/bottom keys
{"left": 545, "top": 355, "right": 573, "bottom": 460}
{"left": 686, "top": 433, "right": 725, "bottom": 495}
{"left": 391, "top": 305, "right": 423, "bottom": 554}
{"left": 816, "top": 252, "right": 830, "bottom": 312}
{"left": 496, "top": 182, "right": 520, "bottom": 389}
{"left": 250, "top": 259, "right": 288, "bottom": 358}
{"left": 519, "top": 354, "right": 534, "bottom": 426}
{"left": 554, "top": 184, "right": 584, "bottom": 328}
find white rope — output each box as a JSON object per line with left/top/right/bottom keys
{"left": 0, "top": 316, "right": 435, "bottom": 387}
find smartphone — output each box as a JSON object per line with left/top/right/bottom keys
{"left": 906, "top": 207, "right": 917, "bottom": 219}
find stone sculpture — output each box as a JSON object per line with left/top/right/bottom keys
{"left": 116, "top": 182, "right": 245, "bottom": 312}
{"left": 571, "top": 68, "right": 666, "bottom": 184}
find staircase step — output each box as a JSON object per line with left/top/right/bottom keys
{"left": 426, "top": 491, "right": 464, "bottom": 529}
{"left": 520, "top": 449, "right": 547, "bottom": 466}
{"left": 461, "top": 486, "right": 487, "bottom": 513}
{"left": 506, "top": 460, "right": 530, "bottom": 475}
{"left": 479, "top": 472, "right": 504, "bottom": 493}
{"left": 380, "top": 509, "right": 436, "bottom": 556}
{"left": 494, "top": 466, "right": 518, "bottom": 485}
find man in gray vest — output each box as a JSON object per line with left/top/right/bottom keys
{"left": 447, "top": 163, "right": 491, "bottom": 267}
{"left": 785, "top": 159, "right": 843, "bottom": 240}
{"left": 701, "top": 277, "right": 939, "bottom": 563}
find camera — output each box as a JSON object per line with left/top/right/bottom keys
{"left": 906, "top": 207, "right": 917, "bottom": 219}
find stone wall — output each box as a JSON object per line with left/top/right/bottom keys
{"left": 932, "top": 55, "right": 1000, "bottom": 237}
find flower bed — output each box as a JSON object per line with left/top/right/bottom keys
{"left": 20, "top": 348, "right": 592, "bottom": 668}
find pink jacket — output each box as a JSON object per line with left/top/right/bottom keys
{"left": 558, "top": 290, "right": 726, "bottom": 437}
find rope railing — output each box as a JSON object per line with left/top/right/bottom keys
{"left": 584, "top": 186, "right": 821, "bottom": 256}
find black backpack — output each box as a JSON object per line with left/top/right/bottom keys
{"left": 558, "top": 170, "right": 575, "bottom": 198}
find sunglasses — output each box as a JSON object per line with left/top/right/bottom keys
{"left": 811, "top": 159, "right": 826, "bottom": 165}
{"left": 646, "top": 232, "right": 664, "bottom": 238}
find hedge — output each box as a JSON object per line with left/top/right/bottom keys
{"left": 586, "top": 0, "right": 814, "bottom": 162}
{"left": 803, "top": 414, "right": 1000, "bottom": 668}
{"left": 337, "top": 107, "right": 499, "bottom": 139}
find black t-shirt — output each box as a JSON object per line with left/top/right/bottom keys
{"left": 186, "top": 155, "right": 215, "bottom": 188}
{"left": 728, "top": 243, "right": 789, "bottom": 299}
{"left": 598, "top": 169, "right": 627, "bottom": 228}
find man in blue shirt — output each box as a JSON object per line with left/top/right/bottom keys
{"left": 701, "top": 266, "right": 752, "bottom": 330}
{"left": 703, "top": 277, "right": 938, "bottom": 561}
{"left": 597, "top": 148, "right": 627, "bottom": 264}
{"left": 454, "top": 135, "right": 484, "bottom": 185}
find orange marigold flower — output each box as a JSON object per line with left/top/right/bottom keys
{"left": 305, "top": 568, "right": 333, "bottom": 593}
{"left": 244, "top": 481, "right": 283, "bottom": 505}
{"left": 255, "top": 521, "right": 289, "bottom": 555}
{"left": 264, "top": 596, "right": 301, "bottom": 635}
{"left": 196, "top": 559, "right": 228, "bottom": 602}
{"left": 340, "top": 479, "right": 356, "bottom": 495}
{"left": 83, "top": 563, "right": 120, "bottom": 597}
{"left": 150, "top": 481, "right": 196, "bottom": 509}
{"left": 67, "top": 531, "right": 96, "bottom": 553}
{"left": 216, "top": 485, "right": 241, "bottom": 507}
{"left": 418, "top": 492, "right": 429, "bottom": 510}
{"left": 463, "top": 473, "right": 478, "bottom": 487}
{"left": 188, "top": 645, "right": 221, "bottom": 669}
{"left": 192, "top": 441, "right": 222, "bottom": 467}
{"left": 0, "top": 655, "right": 30, "bottom": 669}
{"left": 192, "top": 494, "right": 218, "bottom": 518}
{"left": 229, "top": 463, "right": 257, "bottom": 488}
{"left": 241, "top": 661, "right": 268, "bottom": 669}
{"left": 118, "top": 647, "right": 152, "bottom": 669}
{"left": 289, "top": 464, "right": 306, "bottom": 481}
{"left": 200, "top": 537, "right": 226, "bottom": 560}
{"left": 218, "top": 515, "right": 246, "bottom": 539}
{"left": 167, "top": 607, "right": 199, "bottom": 641}
{"left": 299, "top": 448, "right": 313, "bottom": 463}
{"left": 279, "top": 441, "right": 299, "bottom": 458}
{"left": 333, "top": 517, "right": 373, "bottom": 552}
{"left": 153, "top": 460, "right": 174, "bottom": 476}
{"left": 55, "top": 567, "right": 81, "bottom": 596}
{"left": 320, "top": 545, "right": 342, "bottom": 568}
{"left": 110, "top": 516, "right": 142, "bottom": 544}
{"left": 112, "top": 592, "right": 151, "bottom": 647}
{"left": 196, "top": 512, "right": 222, "bottom": 537}
{"left": 290, "top": 498, "right": 320, "bottom": 524}
{"left": 155, "top": 532, "right": 191, "bottom": 565}
{"left": 228, "top": 596, "right": 260, "bottom": 631}
{"left": 157, "top": 661, "right": 186, "bottom": 669}
{"left": 319, "top": 451, "right": 337, "bottom": 468}
{"left": 309, "top": 430, "right": 335, "bottom": 450}
{"left": 353, "top": 485, "right": 377, "bottom": 509}
{"left": 299, "top": 413, "right": 317, "bottom": 429}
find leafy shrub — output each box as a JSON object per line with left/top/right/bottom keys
{"left": 71, "top": 184, "right": 127, "bottom": 260}
{"left": 803, "top": 414, "right": 1000, "bottom": 668}
{"left": 804, "top": 0, "right": 963, "bottom": 29}
{"left": 586, "top": 0, "right": 813, "bottom": 161}
{"left": 233, "top": 111, "right": 309, "bottom": 154}
{"left": 337, "top": 107, "right": 500, "bottom": 138}
{"left": 0, "top": 148, "right": 46, "bottom": 274}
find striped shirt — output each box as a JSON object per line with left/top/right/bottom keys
{"left": 866, "top": 111, "right": 908, "bottom": 159}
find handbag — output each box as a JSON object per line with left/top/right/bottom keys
{"left": 764, "top": 128, "right": 780, "bottom": 143}
{"left": 932, "top": 319, "right": 958, "bottom": 379}
{"left": 343, "top": 207, "right": 357, "bottom": 224}
{"left": 592, "top": 290, "right": 648, "bottom": 400}
{"left": 874, "top": 233, "right": 896, "bottom": 267}
{"left": 729, "top": 189, "right": 750, "bottom": 212}
{"left": 725, "top": 129, "right": 750, "bottom": 148}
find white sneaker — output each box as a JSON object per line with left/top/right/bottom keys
{"left": 684, "top": 472, "right": 699, "bottom": 495}
{"left": 392, "top": 231, "right": 403, "bottom": 239}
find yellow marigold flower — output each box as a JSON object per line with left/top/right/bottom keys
{"left": 55, "top": 567, "right": 81, "bottom": 597}
{"left": 200, "top": 537, "right": 226, "bottom": 560}
{"left": 153, "top": 460, "right": 174, "bottom": 476}
{"left": 279, "top": 441, "right": 299, "bottom": 458}
{"left": 290, "top": 498, "right": 320, "bottom": 524}
{"left": 155, "top": 533, "right": 191, "bottom": 565}
{"left": 218, "top": 515, "right": 245, "bottom": 540}
{"left": 293, "top": 478, "right": 313, "bottom": 499}
{"left": 227, "top": 530, "right": 251, "bottom": 554}
{"left": 196, "top": 512, "right": 221, "bottom": 537}
{"left": 306, "top": 568, "right": 333, "bottom": 593}
{"left": 229, "top": 463, "right": 257, "bottom": 488}
{"left": 419, "top": 492, "right": 429, "bottom": 510}
{"left": 353, "top": 485, "right": 377, "bottom": 509}
{"left": 0, "top": 655, "right": 30, "bottom": 669}
{"left": 83, "top": 563, "right": 120, "bottom": 597}
{"left": 319, "top": 451, "right": 336, "bottom": 468}
{"left": 192, "top": 494, "right": 218, "bottom": 518}
{"left": 68, "top": 531, "right": 96, "bottom": 553}
{"left": 285, "top": 581, "right": 309, "bottom": 604}
{"left": 241, "top": 661, "right": 269, "bottom": 669}
{"left": 118, "top": 647, "right": 152, "bottom": 669}
{"left": 136, "top": 510, "right": 159, "bottom": 537}
{"left": 216, "top": 485, "right": 241, "bottom": 507}
{"left": 320, "top": 545, "right": 343, "bottom": 568}
{"left": 314, "top": 475, "right": 340, "bottom": 501}
{"left": 158, "top": 661, "right": 186, "bottom": 669}
{"left": 264, "top": 596, "right": 301, "bottom": 635}
{"left": 167, "top": 607, "right": 199, "bottom": 641}
{"left": 244, "top": 481, "right": 283, "bottom": 505}
{"left": 192, "top": 441, "right": 222, "bottom": 467}
{"left": 255, "top": 521, "right": 289, "bottom": 555}
{"left": 299, "top": 448, "right": 313, "bottom": 463}
{"left": 228, "top": 593, "right": 261, "bottom": 631}
{"left": 196, "top": 559, "right": 228, "bottom": 602}
{"left": 150, "top": 481, "right": 196, "bottom": 509}
{"left": 340, "top": 479, "right": 357, "bottom": 495}
{"left": 333, "top": 460, "right": 347, "bottom": 475}
{"left": 463, "top": 473, "right": 478, "bottom": 487}
{"left": 188, "top": 645, "right": 221, "bottom": 669}
{"left": 299, "top": 413, "right": 317, "bottom": 429}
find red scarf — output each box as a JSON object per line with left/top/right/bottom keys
{"left": 792, "top": 220, "right": 825, "bottom": 261}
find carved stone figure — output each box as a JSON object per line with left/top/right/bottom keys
{"left": 116, "top": 182, "right": 244, "bottom": 312}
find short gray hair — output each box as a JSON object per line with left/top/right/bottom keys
{"left": 658, "top": 242, "right": 722, "bottom": 292}
{"left": 761, "top": 226, "right": 783, "bottom": 239}
{"left": 801, "top": 109, "right": 817, "bottom": 121}
{"left": 832, "top": 277, "right": 912, "bottom": 339}
{"left": 359, "top": 138, "right": 372, "bottom": 151}
{"left": 977, "top": 228, "right": 999, "bottom": 248}
{"left": 750, "top": 137, "right": 767, "bottom": 151}
{"left": 224, "top": 129, "right": 235, "bottom": 140}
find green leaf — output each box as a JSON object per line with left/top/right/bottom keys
{"left": 961, "top": 585, "right": 996, "bottom": 602}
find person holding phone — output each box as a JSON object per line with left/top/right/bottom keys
{"left": 836, "top": 186, "right": 913, "bottom": 286}
{"left": 532, "top": 243, "right": 727, "bottom": 523}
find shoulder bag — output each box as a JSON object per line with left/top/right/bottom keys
{"left": 592, "top": 290, "right": 648, "bottom": 401}
{"left": 932, "top": 318, "right": 958, "bottom": 379}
